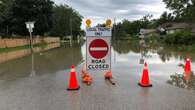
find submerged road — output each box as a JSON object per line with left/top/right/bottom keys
{"left": 0, "top": 42, "right": 195, "bottom": 110}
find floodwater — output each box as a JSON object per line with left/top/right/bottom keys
{"left": 0, "top": 40, "right": 195, "bottom": 110}
{"left": 112, "top": 40, "right": 195, "bottom": 90}
{"left": 0, "top": 43, "right": 60, "bottom": 64}
{"left": 0, "top": 42, "right": 82, "bottom": 80}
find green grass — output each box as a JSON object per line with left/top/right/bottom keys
{"left": 0, "top": 43, "right": 47, "bottom": 53}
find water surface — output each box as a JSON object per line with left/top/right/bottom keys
{"left": 0, "top": 40, "right": 195, "bottom": 90}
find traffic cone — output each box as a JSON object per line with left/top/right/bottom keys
{"left": 138, "top": 62, "right": 152, "bottom": 87}
{"left": 104, "top": 70, "right": 116, "bottom": 85}
{"left": 67, "top": 65, "right": 80, "bottom": 91}
{"left": 83, "top": 74, "right": 93, "bottom": 85}
{"left": 104, "top": 70, "right": 112, "bottom": 79}
{"left": 184, "top": 57, "right": 191, "bottom": 74}
{"left": 80, "top": 66, "right": 93, "bottom": 85}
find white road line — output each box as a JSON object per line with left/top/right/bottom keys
{"left": 90, "top": 47, "right": 108, "bottom": 51}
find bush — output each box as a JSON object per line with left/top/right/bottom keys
{"left": 164, "top": 30, "right": 195, "bottom": 45}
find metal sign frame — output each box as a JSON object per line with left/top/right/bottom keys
{"left": 86, "top": 27, "right": 112, "bottom": 71}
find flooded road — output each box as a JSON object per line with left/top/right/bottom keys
{"left": 0, "top": 40, "right": 195, "bottom": 110}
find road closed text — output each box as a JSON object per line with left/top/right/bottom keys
{"left": 87, "top": 59, "right": 109, "bottom": 70}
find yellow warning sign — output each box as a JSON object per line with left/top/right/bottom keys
{"left": 106, "top": 19, "right": 112, "bottom": 28}
{"left": 86, "top": 19, "right": 91, "bottom": 28}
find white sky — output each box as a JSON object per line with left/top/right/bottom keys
{"left": 54, "top": 0, "right": 168, "bottom": 29}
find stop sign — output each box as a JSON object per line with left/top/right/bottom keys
{"left": 89, "top": 39, "right": 109, "bottom": 59}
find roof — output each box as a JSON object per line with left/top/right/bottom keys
{"left": 140, "top": 29, "right": 157, "bottom": 35}
{"left": 160, "top": 22, "right": 190, "bottom": 30}
{"left": 191, "top": 24, "right": 195, "bottom": 33}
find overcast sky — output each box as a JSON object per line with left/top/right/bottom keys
{"left": 54, "top": 0, "right": 168, "bottom": 29}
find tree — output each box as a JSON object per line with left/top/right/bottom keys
{"left": 50, "top": 5, "right": 83, "bottom": 39}
{"left": 140, "top": 14, "right": 153, "bottom": 28}
{"left": 0, "top": 1, "right": 83, "bottom": 38}
{"left": 11, "top": 0, "right": 54, "bottom": 35}
{"left": 163, "top": 0, "right": 195, "bottom": 22}
{"left": 0, "top": 0, "right": 13, "bottom": 36}
{"left": 114, "top": 15, "right": 154, "bottom": 38}
{"left": 155, "top": 11, "right": 174, "bottom": 25}
{"left": 0, "top": 0, "right": 54, "bottom": 36}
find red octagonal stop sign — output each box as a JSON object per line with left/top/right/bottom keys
{"left": 89, "top": 39, "right": 109, "bottom": 59}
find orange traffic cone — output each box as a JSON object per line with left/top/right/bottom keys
{"left": 104, "top": 70, "right": 115, "bottom": 85}
{"left": 67, "top": 65, "right": 80, "bottom": 91}
{"left": 184, "top": 57, "right": 191, "bottom": 74}
{"left": 83, "top": 74, "right": 93, "bottom": 85}
{"left": 80, "top": 66, "right": 93, "bottom": 85}
{"left": 104, "top": 70, "right": 112, "bottom": 79}
{"left": 138, "top": 62, "right": 152, "bottom": 87}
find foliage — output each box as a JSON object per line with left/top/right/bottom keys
{"left": 0, "top": 0, "right": 13, "bottom": 36}
{"left": 154, "top": 12, "right": 175, "bottom": 26}
{"left": 163, "top": 0, "right": 195, "bottom": 22}
{"left": 114, "top": 14, "right": 153, "bottom": 38}
{"left": 144, "top": 34, "right": 161, "bottom": 44}
{"left": 167, "top": 72, "right": 195, "bottom": 90}
{"left": 0, "top": 0, "right": 83, "bottom": 38}
{"left": 12, "top": 0, "right": 54, "bottom": 35}
{"left": 164, "top": 30, "right": 195, "bottom": 45}
{"left": 50, "top": 5, "right": 83, "bottom": 39}
{"left": 175, "top": 44, "right": 195, "bottom": 51}
{"left": 0, "top": 0, "right": 54, "bottom": 36}
{"left": 112, "top": 40, "right": 140, "bottom": 54}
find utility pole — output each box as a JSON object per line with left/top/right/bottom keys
{"left": 70, "top": 16, "right": 73, "bottom": 47}
{"left": 6, "top": 25, "right": 9, "bottom": 36}
{"left": 113, "top": 17, "right": 117, "bottom": 63}
{"left": 114, "top": 18, "right": 116, "bottom": 40}
{"left": 70, "top": 18, "right": 73, "bottom": 38}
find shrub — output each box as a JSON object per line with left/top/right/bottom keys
{"left": 164, "top": 30, "right": 195, "bottom": 45}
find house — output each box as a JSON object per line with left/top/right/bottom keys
{"left": 191, "top": 24, "right": 195, "bottom": 35}
{"left": 139, "top": 29, "right": 158, "bottom": 38}
{"left": 159, "top": 23, "right": 191, "bottom": 34}
{"left": 139, "top": 22, "right": 195, "bottom": 39}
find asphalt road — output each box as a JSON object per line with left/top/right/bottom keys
{"left": 0, "top": 62, "right": 195, "bottom": 110}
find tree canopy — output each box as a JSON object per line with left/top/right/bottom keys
{"left": 114, "top": 0, "right": 195, "bottom": 38}
{"left": 12, "top": 0, "right": 54, "bottom": 35}
{"left": 0, "top": 0, "right": 83, "bottom": 38}
{"left": 114, "top": 15, "right": 154, "bottom": 38}
{"left": 0, "top": 0, "right": 13, "bottom": 36}
{"left": 50, "top": 5, "right": 83, "bottom": 38}
{"left": 163, "top": 0, "right": 195, "bottom": 22}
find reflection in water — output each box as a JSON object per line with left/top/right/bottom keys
{"left": 0, "top": 42, "right": 83, "bottom": 80}
{"left": 0, "top": 39, "right": 195, "bottom": 90}
{"left": 113, "top": 40, "right": 155, "bottom": 64}
{"left": 167, "top": 72, "right": 195, "bottom": 90}
{"left": 139, "top": 40, "right": 153, "bottom": 64}
{"left": 0, "top": 43, "right": 60, "bottom": 64}
{"left": 112, "top": 40, "right": 140, "bottom": 54}
{"left": 112, "top": 39, "right": 195, "bottom": 90}
{"left": 30, "top": 53, "right": 36, "bottom": 77}
{"left": 139, "top": 88, "right": 150, "bottom": 97}
{"left": 67, "top": 91, "right": 80, "bottom": 110}
{"left": 112, "top": 40, "right": 195, "bottom": 63}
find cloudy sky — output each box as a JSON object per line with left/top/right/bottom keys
{"left": 54, "top": 0, "right": 168, "bottom": 29}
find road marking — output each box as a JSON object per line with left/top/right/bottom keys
{"left": 90, "top": 47, "right": 108, "bottom": 51}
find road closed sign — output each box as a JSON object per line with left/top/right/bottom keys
{"left": 89, "top": 39, "right": 108, "bottom": 59}
{"left": 86, "top": 26, "right": 112, "bottom": 71}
